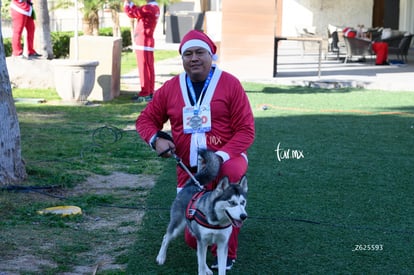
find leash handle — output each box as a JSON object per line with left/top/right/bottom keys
{"left": 158, "top": 148, "right": 172, "bottom": 157}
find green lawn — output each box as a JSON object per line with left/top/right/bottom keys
{"left": 127, "top": 87, "right": 414, "bottom": 274}
{"left": 4, "top": 57, "right": 414, "bottom": 274}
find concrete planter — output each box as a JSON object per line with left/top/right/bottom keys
{"left": 51, "top": 59, "right": 99, "bottom": 101}
{"left": 70, "top": 36, "right": 122, "bottom": 101}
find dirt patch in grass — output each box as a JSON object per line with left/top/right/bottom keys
{"left": 0, "top": 172, "right": 156, "bottom": 274}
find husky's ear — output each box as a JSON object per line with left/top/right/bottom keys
{"left": 215, "top": 176, "right": 230, "bottom": 193}
{"left": 239, "top": 176, "right": 248, "bottom": 193}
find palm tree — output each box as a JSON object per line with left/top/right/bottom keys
{"left": 34, "top": 0, "right": 54, "bottom": 59}
{"left": 82, "top": 0, "right": 102, "bottom": 35}
{"left": 0, "top": 0, "right": 27, "bottom": 184}
{"left": 105, "top": 0, "right": 122, "bottom": 37}
{"left": 52, "top": 0, "right": 104, "bottom": 35}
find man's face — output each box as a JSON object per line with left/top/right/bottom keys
{"left": 182, "top": 46, "right": 213, "bottom": 82}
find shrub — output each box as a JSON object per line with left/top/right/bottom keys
{"left": 99, "top": 27, "right": 132, "bottom": 48}
{"left": 3, "top": 37, "right": 12, "bottom": 56}
{"left": 3, "top": 28, "right": 132, "bottom": 58}
{"left": 51, "top": 31, "right": 74, "bottom": 58}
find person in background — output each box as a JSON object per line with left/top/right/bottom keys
{"left": 136, "top": 30, "right": 255, "bottom": 270}
{"left": 10, "top": 0, "right": 41, "bottom": 59}
{"left": 343, "top": 27, "right": 389, "bottom": 65}
{"left": 124, "top": 0, "right": 160, "bottom": 102}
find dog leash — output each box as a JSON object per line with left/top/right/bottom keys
{"left": 159, "top": 148, "right": 202, "bottom": 188}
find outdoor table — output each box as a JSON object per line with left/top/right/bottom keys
{"left": 274, "top": 36, "right": 323, "bottom": 77}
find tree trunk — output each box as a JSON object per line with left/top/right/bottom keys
{"left": 0, "top": 6, "right": 27, "bottom": 185}
{"left": 82, "top": 12, "right": 100, "bottom": 36}
{"left": 33, "top": 0, "right": 54, "bottom": 59}
{"left": 82, "top": 18, "right": 93, "bottom": 35}
{"left": 111, "top": 9, "right": 120, "bottom": 37}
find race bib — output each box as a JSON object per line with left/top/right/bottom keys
{"left": 183, "top": 105, "right": 211, "bottom": 134}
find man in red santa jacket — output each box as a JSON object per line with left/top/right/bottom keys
{"left": 10, "top": 0, "right": 41, "bottom": 58}
{"left": 136, "top": 30, "right": 255, "bottom": 270}
{"left": 124, "top": 0, "right": 160, "bottom": 101}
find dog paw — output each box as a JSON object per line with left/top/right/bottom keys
{"left": 156, "top": 255, "right": 166, "bottom": 265}
{"left": 206, "top": 268, "right": 213, "bottom": 275}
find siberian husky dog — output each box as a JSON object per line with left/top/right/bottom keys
{"left": 156, "top": 149, "right": 248, "bottom": 275}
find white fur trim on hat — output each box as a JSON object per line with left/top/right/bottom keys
{"left": 180, "top": 39, "right": 212, "bottom": 55}
{"left": 180, "top": 39, "right": 218, "bottom": 60}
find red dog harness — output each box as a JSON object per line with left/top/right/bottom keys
{"left": 186, "top": 190, "right": 231, "bottom": 230}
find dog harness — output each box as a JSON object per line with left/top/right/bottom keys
{"left": 186, "top": 190, "right": 232, "bottom": 230}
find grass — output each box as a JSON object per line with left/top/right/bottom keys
{"left": 0, "top": 49, "right": 178, "bottom": 274}
{"left": 127, "top": 88, "right": 414, "bottom": 274}
{"left": 1, "top": 90, "right": 161, "bottom": 274}
{"left": 1, "top": 51, "right": 414, "bottom": 273}
{"left": 241, "top": 89, "right": 414, "bottom": 273}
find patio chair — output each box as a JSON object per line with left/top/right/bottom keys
{"left": 327, "top": 25, "right": 346, "bottom": 60}
{"left": 388, "top": 34, "right": 413, "bottom": 63}
{"left": 378, "top": 34, "right": 405, "bottom": 47}
{"left": 296, "top": 26, "right": 317, "bottom": 56}
{"left": 343, "top": 37, "right": 375, "bottom": 64}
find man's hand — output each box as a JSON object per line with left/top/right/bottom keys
{"left": 154, "top": 138, "right": 175, "bottom": 158}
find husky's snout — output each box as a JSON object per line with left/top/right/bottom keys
{"left": 240, "top": 213, "right": 248, "bottom": 221}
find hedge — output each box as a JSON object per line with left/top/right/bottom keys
{"left": 2, "top": 27, "right": 132, "bottom": 58}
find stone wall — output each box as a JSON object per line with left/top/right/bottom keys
{"left": 282, "top": 0, "right": 373, "bottom": 38}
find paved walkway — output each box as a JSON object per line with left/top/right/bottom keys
{"left": 122, "top": 38, "right": 414, "bottom": 92}
{"left": 270, "top": 44, "right": 414, "bottom": 91}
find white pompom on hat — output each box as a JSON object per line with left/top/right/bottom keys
{"left": 179, "top": 30, "right": 218, "bottom": 60}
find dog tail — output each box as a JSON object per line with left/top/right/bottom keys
{"left": 194, "top": 149, "right": 222, "bottom": 185}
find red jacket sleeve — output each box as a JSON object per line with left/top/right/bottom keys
{"left": 211, "top": 72, "right": 255, "bottom": 159}
{"left": 136, "top": 77, "right": 180, "bottom": 145}
{"left": 124, "top": 3, "right": 142, "bottom": 19}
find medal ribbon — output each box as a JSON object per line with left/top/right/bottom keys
{"left": 179, "top": 66, "right": 222, "bottom": 167}
{"left": 186, "top": 69, "right": 213, "bottom": 168}
{"left": 186, "top": 68, "right": 213, "bottom": 114}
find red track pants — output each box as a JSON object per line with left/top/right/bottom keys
{"left": 183, "top": 155, "right": 248, "bottom": 260}
{"left": 372, "top": 42, "right": 388, "bottom": 65}
{"left": 11, "top": 9, "right": 36, "bottom": 56}
{"left": 135, "top": 49, "right": 155, "bottom": 97}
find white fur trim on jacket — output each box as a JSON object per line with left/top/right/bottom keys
{"left": 179, "top": 65, "right": 222, "bottom": 166}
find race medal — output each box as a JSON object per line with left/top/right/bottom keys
{"left": 189, "top": 115, "right": 202, "bottom": 130}
{"left": 183, "top": 105, "right": 211, "bottom": 134}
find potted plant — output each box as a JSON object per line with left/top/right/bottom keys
{"left": 51, "top": 0, "right": 99, "bottom": 102}
{"left": 51, "top": 59, "right": 99, "bottom": 102}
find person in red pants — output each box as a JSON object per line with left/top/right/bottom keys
{"left": 124, "top": 0, "right": 160, "bottom": 102}
{"left": 343, "top": 27, "right": 389, "bottom": 65}
{"left": 10, "top": 0, "right": 41, "bottom": 59}
{"left": 136, "top": 30, "right": 255, "bottom": 270}
{"left": 371, "top": 42, "right": 389, "bottom": 65}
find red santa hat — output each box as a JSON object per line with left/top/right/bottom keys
{"left": 343, "top": 27, "right": 357, "bottom": 38}
{"left": 179, "top": 30, "right": 218, "bottom": 60}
